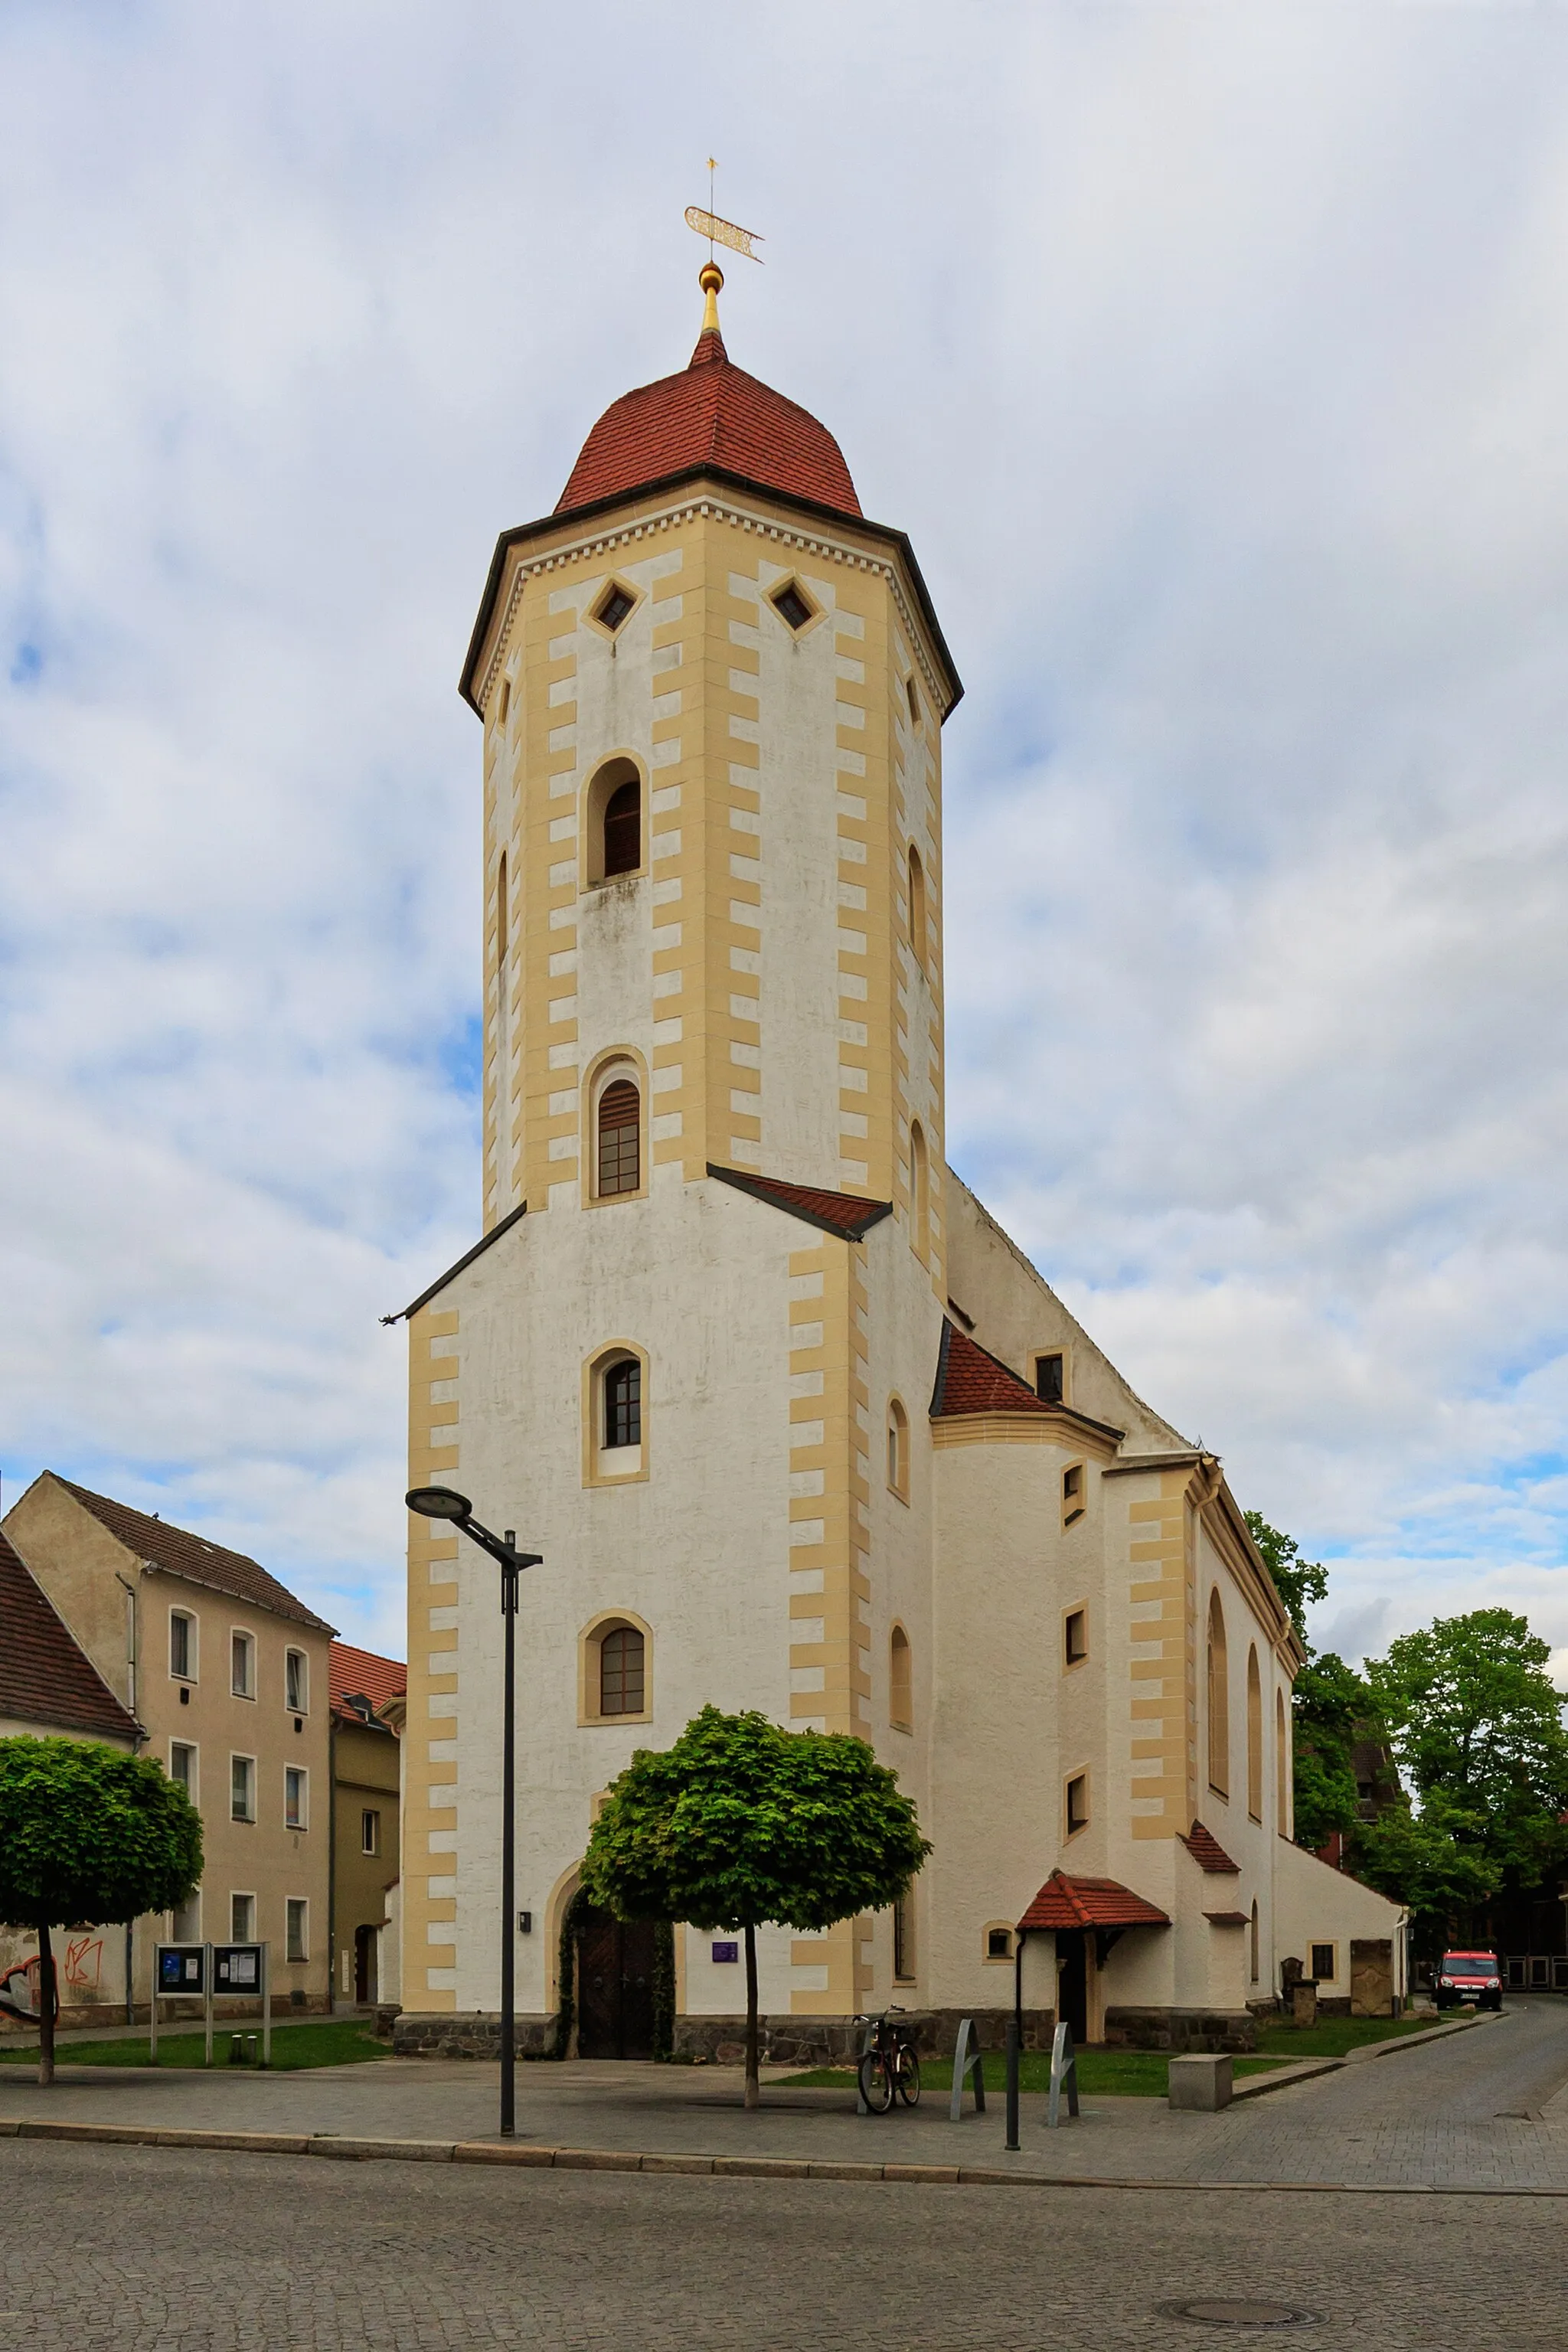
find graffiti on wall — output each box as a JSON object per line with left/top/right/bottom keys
{"left": 0, "top": 1935, "right": 103, "bottom": 2023}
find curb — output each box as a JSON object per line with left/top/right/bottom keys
{"left": 3, "top": 2116, "right": 1565, "bottom": 2197}
{"left": 1226, "top": 2011, "right": 1486, "bottom": 2102}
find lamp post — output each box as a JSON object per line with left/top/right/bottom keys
{"left": 406, "top": 1485, "right": 541, "bottom": 2139}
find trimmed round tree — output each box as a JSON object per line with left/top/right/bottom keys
{"left": 582, "top": 1705, "right": 929, "bottom": 2108}
{"left": 0, "top": 1737, "right": 203, "bottom": 2085}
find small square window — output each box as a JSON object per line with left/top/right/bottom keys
{"left": 1062, "top": 1463, "right": 1086, "bottom": 1527}
{"left": 361, "top": 1808, "right": 380, "bottom": 1857}
{"left": 1067, "top": 1773, "right": 1089, "bottom": 1835}
{"left": 1311, "top": 1942, "right": 1335, "bottom": 1982}
{"left": 595, "top": 583, "right": 635, "bottom": 634}
{"left": 987, "top": 1927, "right": 1012, "bottom": 1960}
{"left": 1034, "top": 1353, "right": 1064, "bottom": 1404}
{"left": 286, "top": 1900, "right": 309, "bottom": 1964}
{"left": 1064, "top": 1609, "right": 1088, "bottom": 1666}
{"left": 771, "top": 581, "right": 813, "bottom": 632}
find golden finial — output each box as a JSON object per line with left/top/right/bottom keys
{"left": 699, "top": 260, "right": 724, "bottom": 336}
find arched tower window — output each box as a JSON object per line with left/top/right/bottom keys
{"left": 1207, "top": 1590, "right": 1230, "bottom": 1798}
{"left": 1246, "top": 1646, "right": 1263, "bottom": 1822}
{"left": 1276, "top": 1687, "right": 1290, "bottom": 1836}
{"left": 596, "top": 1077, "right": 641, "bottom": 1198}
{"left": 603, "top": 1357, "right": 642, "bottom": 1449}
{"left": 887, "top": 1397, "right": 909, "bottom": 1498}
{"left": 599, "top": 1625, "right": 645, "bottom": 1717}
{"left": 906, "top": 844, "right": 927, "bottom": 975}
{"left": 890, "top": 1625, "right": 913, "bottom": 1731}
{"left": 496, "top": 850, "right": 509, "bottom": 975}
{"left": 586, "top": 757, "right": 643, "bottom": 885}
{"left": 910, "top": 1122, "right": 929, "bottom": 1262}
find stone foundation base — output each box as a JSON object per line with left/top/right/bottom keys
{"left": 392, "top": 2012, "right": 558, "bottom": 2059}
{"left": 1102, "top": 2004, "right": 1257, "bottom": 2054}
{"left": 389, "top": 2007, "right": 1060, "bottom": 2065}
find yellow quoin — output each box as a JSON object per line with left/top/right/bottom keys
{"left": 394, "top": 275, "right": 1403, "bottom": 2060}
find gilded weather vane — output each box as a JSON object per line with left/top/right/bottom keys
{"left": 684, "top": 157, "right": 764, "bottom": 263}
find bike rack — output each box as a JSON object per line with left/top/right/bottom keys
{"left": 854, "top": 2016, "right": 877, "bottom": 2115}
{"left": 1046, "top": 2020, "right": 1080, "bottom": 2127}
{"left": 949, "top": 2016, "right": 987, "bottom": 2122}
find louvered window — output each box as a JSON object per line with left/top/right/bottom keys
{"left": 596, "top": 1080, "right": 640, "bottom": 1197}
{"left": 602, "top": 779, "right": 641, "bottom": 877}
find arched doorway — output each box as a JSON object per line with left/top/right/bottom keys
{"left": 573, "top": 1900, "right": 657, "bottom": 2059}
{"left": 1057, "top": 1930, "right": 1089, "bottom": 2043}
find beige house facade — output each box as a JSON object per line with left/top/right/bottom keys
{"left": 328, "top": 1641, "right": 404, "bottom": 2008}
{"left": 393, "top": 272, "right": 1403, "bottom": 2058}
{"left": 3, "top": 1475, "right": 335, "bottom": 2017}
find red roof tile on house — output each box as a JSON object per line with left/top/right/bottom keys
{"left": 1018, "top": 1872, "right": 1171, "bottom": 1932}
{"left": 557, "top": 323, "right": 862, "bottom": 522}
{"left": 1181, "top": 1820, "right": 1240, "bottom": 1874}
{"left": 930, "top": 1322, "right": 1054, "bottom": 1419}
{"left": 329, "top": 1641, "right": 407, "bottom": 1725}
{"left": 52, "top": 1477, "right": 334, "bottom": 1633}
{"left": 706, "top": 1164, "right": 893, "bottom": 1241}
{"left": 0, "top": 1530, "right": 140, "bottom": 1742}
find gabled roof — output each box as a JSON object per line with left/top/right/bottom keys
{"left": 49, "top": 1478, "right": 334, "bottom": 1634}
{"left": 558, "top": 321, "right": 862, "bottom": 524}
{"left": 0, "top": 1530, "right": 140, "bottom": 1743}
{"left": 706, "top": 1165, "right": 893, "bottom": 1242}
{"left": 1181, "top": 1821, "right": 1241, "bottom": 1875}
{"left": 329, "top": 1641, "right": 407, "bottom": 1726}
{"left": 1018, "top": 1872, "right": 1171, "bottom": 1933}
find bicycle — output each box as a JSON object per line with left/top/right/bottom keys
{"left": 854, "top": 2007, "right": 921, "bottom": 2112}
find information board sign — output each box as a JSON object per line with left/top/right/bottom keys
{"left": 213, "top": 1943, "right": 262, "bottom": 1992}
{"left": 157, "top": 1944, "right": 206, "bottom": 1994}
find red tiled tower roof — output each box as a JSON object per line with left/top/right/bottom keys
{"left": 557, "top": 318, "right": 861, "bottom": 522}
{"left": 1181, "top": 1820, "right": 1240, "bottom": 1874}
{"left": 1018, "top": 1871, "right": 1171, "bottom": 1933}
{"left": 328, "top": 1641, "right": 407, "bottom": 1725}
{"left": 0, "top": 1530, "right": 139, "bottom": 1743}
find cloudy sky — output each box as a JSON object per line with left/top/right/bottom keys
{"left": 1, "top": 2, "right": 1564, "bottom": 1669}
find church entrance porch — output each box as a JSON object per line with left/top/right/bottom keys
{"left": 573, "top": 1903, "right": 657, "bottom": 2060}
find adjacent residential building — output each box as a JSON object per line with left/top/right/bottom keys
{"left": 389, "top": 268, "right": 1405, "bottom": 2056}
{"left": 2, "top": 1474, "right": 335, "bottom": 2015}
{"left": 328, "top": 1641, "right": 405, "bottom": 2007}
{"left": 0, "top": 1530, "right": 141, "bottom": 2028}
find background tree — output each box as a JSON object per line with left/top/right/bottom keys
{"left": 1243, "top": 1511, "right": 1328, "bottom": 1640}
{"left": 0, "top": 1738, "right": 202, "bottom": 2085}
{"left": 1351, "top": 1786, "right": 1499, "bottom": 1924}
{"left": 1246, "top": 1511, "right": 1367, "bottom": 1851}
{"left": 583, "top": 1706, "right": 929, "bottom": 2109}
{"left": 1364, "top": 1610, "right": 1568, "bottom": 1896}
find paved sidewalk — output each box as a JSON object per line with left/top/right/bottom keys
{"left": 3, "top": 1998, "right": 1566, "bottom": 2188}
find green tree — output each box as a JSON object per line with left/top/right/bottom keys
{"left": 1243, "top": 1511, "right": 1328, "bottom": 1642}
{"left": 0, "top": 1739, "right": 202, "bottom": 2086}
{"left": 582, "top": 1706, "right": 929, "bottom": 2109}
{"left": 1351, "top": 1788, "right": 1499, "bottom": 1926}
{"left": 1245, "top": 1512, "right": 1367, "bottom": 1850}
{"left": 1364, "top": 1610, "right": 1568, "bottom": 1890}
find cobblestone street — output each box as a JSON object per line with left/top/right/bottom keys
{"left": 1, "top": 2133, "right": 1560, "bottom": 2352}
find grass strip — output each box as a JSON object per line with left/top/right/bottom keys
{"left": 0, "top": 2020, "right": 390, "bottom": 2073}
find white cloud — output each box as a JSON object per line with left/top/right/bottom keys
{"left": 1, "top": 3, "right": 1565, "bottom": 1661}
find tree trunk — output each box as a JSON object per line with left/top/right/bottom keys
{"left": 743, "top": 1922, "right": 760, "bottom": 2111}
{"left": 36, "top": 1921, "right": 55, "bottom": 2089}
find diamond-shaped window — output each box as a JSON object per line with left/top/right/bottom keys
{"left": 596, "top": 583, "right": 635, "bottom": 634}
{"left": 771, "top": 581, "right": 815, "bottom": 632}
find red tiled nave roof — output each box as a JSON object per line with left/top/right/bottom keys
{"left": 1018, "top": 1872, "right": 1171, "bottom": 1933}
{"left": 557, "top": 322, "right": 862, "bottom": 522}
{"left": 329, "top": 1641, "right": 407, "bottom": 1724}
{"left": 0, "top": 1530, "right": 139, "bottom": 1742}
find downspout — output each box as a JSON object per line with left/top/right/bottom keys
{"left": 115, "top": 1571, "right": 142, "bottom": 2025}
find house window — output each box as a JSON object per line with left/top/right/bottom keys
{"left": 1061, "top": 1464, "right": 1086, "bottom": 1528}
{"left": 596, "top": 1078, "right": 641, "bottom": 1197}
{"left": 169, "top": 1742, "right": 196, "bottom": 1798}
{"left": 230, "top": 1893, "right": 256, "bottom": 1942}
{"left": 986, "top": 1926, "right": 1013, "bottom": 1962}
{"left": 1311, "top": 1942, "right": 1336, "bottom": 1984}
{"left": 771, "top": 580, "right": 813, "bottom": 632}
{"left": 602, "top": 779, "right": 641, "bottom": 876}
{"left": 889, "top": 1625, "right": 913, "bottom": 1732}
{"left": 1246, "top": 1646, "right": 1263, "bottom": 1823}
{"left": 172, "top": 1892, "right": 201, "bottom": 1942}
{"left": 594, "top": 580, "right": 635, "bottom": 635}
{"left": 286, "top": 1900, "right": 309, "bottom": 1964}
{"left": 1066, "top": 1773, "right": 1089, "bottom": 1836}
{"left": 893, "top": 1890, "right": 915, "bottom": 1982}
{"left": 285, "top": 1650, "right": 308, "bottom": 1714}
{"left": 170, "top": 1612, "right": 194, "bottom": 1681}
{"left": 230, "top": 1756, "right": 256, "bottom": 1823}
{"left": 1207, "top": 1591, "right": 1230, "bottom": 1798}
{"left": 1063, "top": 1608, "right": 1088, "bottom": 1667}
{"left": 285, "top": 1767, "right": 307, "bottom": 1831}
{"left": 886, "top": 1396, "right": 909, "bottom": 1498}
{"left": 361, "top": 1808, "right": 381, "bottom": 1857}
{"left": 599, "top": 1625, "right": 645, "bottom": 1716}
{"left": 230, "top": 1632, "right": 255, "bottom": 1700}
{"left": 906, "top": 844, "right": 927, "bottom": 973}
{"left": 1034, "top": 1352, "right": 1064, "bottom": 1404}
{"left": 603, "top": 1357, "right": 642, "bottom": 1449}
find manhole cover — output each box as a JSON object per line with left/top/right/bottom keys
{"left": 1161, "top": 2300, "right": 1318, "bottom": 2328}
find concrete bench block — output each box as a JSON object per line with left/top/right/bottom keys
{"left": 1168, "top": 2053, "right": 1233, "bottom": 2112}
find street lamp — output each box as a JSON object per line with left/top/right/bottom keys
{"left": 406, "top": 1485, "right": 541, "bottom": 2139}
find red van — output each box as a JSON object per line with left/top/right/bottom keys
{"left": 1436, "top": 1951, "right": 1502, "bottom": 2011}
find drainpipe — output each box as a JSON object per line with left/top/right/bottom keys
{"left": 115, "top": 1571, "right": 142, "bottom": 2025}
